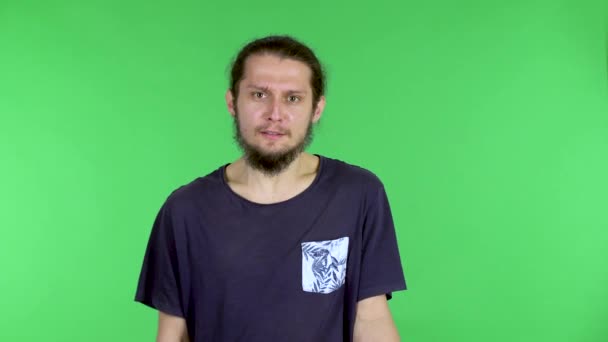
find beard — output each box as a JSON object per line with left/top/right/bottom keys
{"left": 232, "top": 109, "right": 315, "bottom": 177}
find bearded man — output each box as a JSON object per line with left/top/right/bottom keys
{"left": 135, "top": 35, "right": 407, "bottom": 342}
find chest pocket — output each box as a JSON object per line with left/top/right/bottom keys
{"left": 301, "top": 237, "right": 349, "bottom": 294}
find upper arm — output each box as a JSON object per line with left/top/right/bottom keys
{"left": 157, "top": 311, "right": 189, "bottom": 342}
{"left": 354, "top": 295, "right": 400, "bottom": 342}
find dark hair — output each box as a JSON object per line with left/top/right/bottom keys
{"left": 229, "top": 35, "right": 326, "bottom": 108}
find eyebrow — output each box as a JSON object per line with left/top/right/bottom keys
{"left": 246, "top": 84, "right": 307, "bottom": 95}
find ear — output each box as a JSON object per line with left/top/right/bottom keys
{"left": 225, "top": 89, "right": 236, "bottom": 117}
{"left": 312, "top": 95, "right": 326, "bottom": 123}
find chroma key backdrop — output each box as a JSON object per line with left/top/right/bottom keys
{"left": 1, "top": 0, "right": 607, "bottom": 341}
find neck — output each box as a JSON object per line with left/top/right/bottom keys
{"left": 226, "top": 152, "right": 319, "bottom": 200}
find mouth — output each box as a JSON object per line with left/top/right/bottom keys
{"left": 260, "top": 130, "right": 286, "bottom": 140}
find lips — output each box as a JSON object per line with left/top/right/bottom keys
{"left": 260, "top": 130, "right": 286, "bottom": 140}
{"left": 261, "top": 129, "right": 286, "bottom": 135}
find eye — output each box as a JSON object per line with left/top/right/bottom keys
{"left": 252, "top": 91, "right": 266, "bottom": 99}
{"left": 287, "top": 95, "right": 300, "bottom": 103}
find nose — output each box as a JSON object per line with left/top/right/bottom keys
{"left": 266, "top": 97, "right": 283, "bottom": 121}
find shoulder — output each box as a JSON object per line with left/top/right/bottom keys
{"left": 319, "top": 155, "right": 390, "bottom": 213}
{"left": 321, "top": 155, "right": 385, "bottom": 190}
{"left": 162, "top": 165, "right": 226, "bottom": 213}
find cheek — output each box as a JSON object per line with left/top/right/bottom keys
{"left": 295, "top": 110, "right": 314, "bottom": 125}
{"left": 238, "top": 116, "right": 257, "bottom": 133}
{"left": 237, "top": 101, "right": 266, "bottom": 120}
{"left": 278, "top": 107, "right": 308, "bottom": 124}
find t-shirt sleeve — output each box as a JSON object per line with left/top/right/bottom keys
{"left": 134, "top": 200, "right": 186, "bottom": 317}
{"left": 358, "top": 183, "right": 407, "bottom": 302}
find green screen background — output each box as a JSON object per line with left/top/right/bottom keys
{"left": 1, "top": 0, "right": 607, "bottom": 341}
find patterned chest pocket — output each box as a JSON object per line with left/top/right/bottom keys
{"left": 301, "top": 237, "right": 349, "bottom": 294}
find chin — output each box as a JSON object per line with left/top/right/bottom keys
{"left": 260, "top": 147, "right": 292, "bottom": 156}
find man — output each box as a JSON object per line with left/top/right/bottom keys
{"left": 135, "top": 35, "right": 407, "bottom": 342}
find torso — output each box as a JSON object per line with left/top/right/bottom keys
{"left": 136, "top": 154, "right": 407, "bottom": 341}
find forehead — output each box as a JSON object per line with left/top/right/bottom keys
{"left": 240, "top": 54, "right": 312, "bottom": 91}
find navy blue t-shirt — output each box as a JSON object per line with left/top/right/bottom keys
{"left": 134, "top": 154, "right": 407, "bottom": 341}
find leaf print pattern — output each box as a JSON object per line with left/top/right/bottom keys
{"left": 302, "top": 237, "right": 349, "bottom": 294}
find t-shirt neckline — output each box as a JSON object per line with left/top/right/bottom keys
{"left": 219, "top": 154, "right": 325, "bottom": 207}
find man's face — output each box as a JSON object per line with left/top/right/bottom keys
{"left": 226, "top": 54, "right": 325, "bottom": 176}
